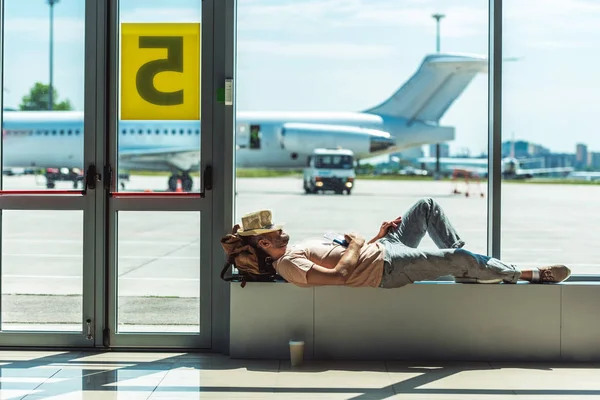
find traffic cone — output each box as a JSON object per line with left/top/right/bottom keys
{"left": 176, "top": 179, "right": 183, "bottom": 192}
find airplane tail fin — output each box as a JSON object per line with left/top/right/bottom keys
{"left": 364, "top": 53, "right": 487, "bottom": 123}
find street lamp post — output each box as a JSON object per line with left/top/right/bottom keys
{"left": 432, "top": 13, "right": 445, "bottom": 179}
{"left": 47, "top": 0, "right": 59, "bottom": 111}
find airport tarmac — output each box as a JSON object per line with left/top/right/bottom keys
{"left": 0, "top": 174, "right": 598, "bottom": 330}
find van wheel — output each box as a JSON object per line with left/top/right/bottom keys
{"left": 346, "top": 189, "right": 352, "bottom": 195}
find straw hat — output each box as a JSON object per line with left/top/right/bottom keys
{"left": 236, "top": 210, "right": 282, "bottom": 236}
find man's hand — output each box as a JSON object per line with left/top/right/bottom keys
{"left": 332, "top": 232, "right": 365, "bottom": 282}
{"left": 368, "top": 216, "right": 402, "bottom": 244}
{"left": 377, "top": 216, "right": 402, "bottom": 238}
{"left": 344, "top": 232, "right": 365, "bottom": 248}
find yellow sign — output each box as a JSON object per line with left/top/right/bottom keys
{"left": 121, "top": 23, "right": 200, "bottom": 120}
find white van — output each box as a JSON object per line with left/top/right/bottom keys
{"left": 303, "top": 148, "right": 355, "bottom": 195}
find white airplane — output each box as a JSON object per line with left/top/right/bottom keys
{"left": 415, "top": 156, "right": 575, "bottom": 179}
{"left": 2, "top": 53, "right": 487, "bottom": 191}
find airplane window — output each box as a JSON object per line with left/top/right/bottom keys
{"left": 75, "top": 130, "right": 80, "bottom": 135}
{"left": 171, "top": 129, "right": 176, "bottom": 135}
{"left": 52, "top": 130, "right": 57, "bottom": 135}
{"left": 155, "top": 129, "right": 160, "bottom": 135}
{"left": 138, "top": 129, "right": 143, "bottom": 135}
{"left": 179, "top": 129, "right": 184, "bottom": 135}
{"left": 187, "top": 129, "right": 192, "bottom": 135}
{"left": 164, "top": 129, "right": 168, "bottom": 134}
{"left": 44, "top": 130, "right": 49, "bottom": 136}
{"left": 130, "top": 129, "right": 135, "bottom": 134}
{"left": 121, "top": 129, "right": 127, "bottom": 135}
{"left": 195, "top": 129, "right": 199, "bottom": 135}
{"left": 68, "top": 130, "right": 73, "bottom": 135}
{"left": 59, "top": 130, "right": 65, "bottom": 135}
{"left": 147, "top": 129, "right": 151, "bottom": 134}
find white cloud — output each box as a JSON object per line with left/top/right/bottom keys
{"left": 505, "top": 0, "right": 600, "bottom": 37}
{"left": 238, "top": 0, "right": 488, "bottom": 38}
{"left": 238, "top": 40, "right": 394, "bottom": 58}
{"left": 526, "top": 40, "right": 597, "bottom": 50}
{"left": 120, "top": 7, "right": 201, "bottom": 23}
{"left": 4, "top": 17, "right": 84, "bottom": 44}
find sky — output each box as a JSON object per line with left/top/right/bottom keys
{"left": 2, "top": 0, "right": 600, "bottom": 156}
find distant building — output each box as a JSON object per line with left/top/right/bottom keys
{"left": 502, "top": 140, "right": 537, "bottom": 158}
{"left": 575, "top": 143, "right": 588, "bottom": 169}
{"left": 530, "top": 143, "right": 550, "bottom": 157}
{"left": 589, "top": 152, "right": 600, "bottom": 170}
{"left": 543, "top": 153, "right": 575, "bottom": 169}
{"left": 429, "top": 143, "right": 449, "bottom": 158}
{"left": 390, "top": 146, "right": 424, "bottom": 161}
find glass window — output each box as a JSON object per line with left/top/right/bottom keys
{"left": 117, "top": 212, "right": 200, "bottom": 333}
{"left": 1, "top": 0, "right": 84, "bottom": 191}
{"left": 2, "top": 211, "right": 83, "bottom": 331}
{"left": 116, "top": 0, "right": 201, "bottom": 193}
{"left": 236, "top": 0, "right": 489, "bottom": 259}
{"left": 502, "top": 0, "right": 600, "bottom": 275}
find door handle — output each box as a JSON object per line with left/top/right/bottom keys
{"left": 200, "top": 165, "right": 212, "bottom": 198}
{"left": 86, "top": 319, "right": 93, "bottom": 340}
{"left": 84, "top": 164, "right": 101, "bottom": 192}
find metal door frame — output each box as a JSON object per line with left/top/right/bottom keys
{"left": 101, "top": 0, "right": 221, "bottom": 349}
{"left": 0, "top": 0, "right": 102, "bottom": 347}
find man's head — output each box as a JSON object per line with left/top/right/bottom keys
{"left": 236, "top": 210, "right": 289, "bottom": 259}
{"left": 251, "top": 229, "right": 290, "bottom": 253}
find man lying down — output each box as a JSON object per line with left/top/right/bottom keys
{"left": 221, "top": 198, "right": 570, "bottom": 288}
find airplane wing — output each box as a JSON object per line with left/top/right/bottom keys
{"left": 120, "top": 147, "right": 200, "bottom": 171}
{"left": 417, "top": 157, "right": 488, "bottom": 166}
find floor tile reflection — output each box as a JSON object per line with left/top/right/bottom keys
{"left": 0, "top": 352, "right": 591, "bottom": 399}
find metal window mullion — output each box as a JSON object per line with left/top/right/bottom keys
{"left": 0, "top": 196, "right": 85, "bottom": 210}
{"left": 210, "top": 0, "right": 235, "bottom": 355}
{"left": 487, "top": 0, "right": 502, "bottom": 259}
{"left": 106, "top": 0, "right": 119, "bottom": 347}
{"left": 111, "top": 197, "right": 208, "bottom": 212}
{"left": 203, "top": 0, "right": 216, "bottom": 351}
{"left": 84, "top": 0, "right": 105, "bottom": 347}
{"left": 90, "top": 0, "right": 109, "bottom": 348}
{"left": 0, "top": 0, "right": 5, "bottom": 332}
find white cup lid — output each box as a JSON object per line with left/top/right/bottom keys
{"left": 289, "top": 340, "right": 305, "bottom": 345}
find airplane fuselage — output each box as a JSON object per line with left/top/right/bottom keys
{"left": 1, "top": 110, "right": 452, "bottom": 171}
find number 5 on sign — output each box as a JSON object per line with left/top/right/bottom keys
{"left": 121, "top": 23, "right": 200, "bottom": 120}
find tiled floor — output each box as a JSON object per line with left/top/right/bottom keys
{"left": 0, "top": 351, "right": 598, "bottom": 399}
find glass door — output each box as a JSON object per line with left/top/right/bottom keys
{"left": 105, "top": 0, "right": 212, "bottom": 347}
{"left": 0, "top": 0, "right": 97, "bottom": 346}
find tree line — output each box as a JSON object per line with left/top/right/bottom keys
{"left": 17, "top": 82, "right": 73, "bottom": 111}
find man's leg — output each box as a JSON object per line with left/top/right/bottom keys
{"left": 385, "top": 197, "right": 465, "bottom": 249}
{"left": 379, "top": 243, "right": 570, "bottom": 288}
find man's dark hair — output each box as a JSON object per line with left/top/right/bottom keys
{"left": 240, "top": 234, "right": 276, "bottom": 275}
{"left": 220, "top": 227, "right": 280, "bottom": 287}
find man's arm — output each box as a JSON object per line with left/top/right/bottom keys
{"left": 368, "top": 217, "right": 402, "bottom": 244}
{"left": 305, "top": 234, "right": 364, "bottom": 285}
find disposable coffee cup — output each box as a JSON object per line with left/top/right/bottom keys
{"left": 289, "top": 340, "right": 305, "bottom": 367}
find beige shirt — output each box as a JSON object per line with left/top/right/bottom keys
{"left": 273, "top": 239, "right": 385, "bottom": 288}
